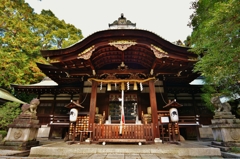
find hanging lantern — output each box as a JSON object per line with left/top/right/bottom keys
{"left": 169, "top": 108, "right": 179, "bottom": 122}
{"left": 107, "top": 83, "right": 111, "bottom": 91}
{"left": 133, "top": 82, "right": 138, "bottom": 90}
{"left": 69, "top": 108, "right": 78, "bottom": 122}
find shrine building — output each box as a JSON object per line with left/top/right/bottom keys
{"left": 12, "top": 14, "right": 213, "bottom": 143}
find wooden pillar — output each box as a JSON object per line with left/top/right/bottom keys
{"left": 88, "top": 80, "right": 97, "bottom": 131}
{"left": 149, "top": 79, "right": 160, "bottom": 139}
{"left": 49, "top": 94, "right": 57, "bottom": 139}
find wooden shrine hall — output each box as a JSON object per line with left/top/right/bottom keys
{"left": 12, "top": 14, "right": 213, "bottom": 144}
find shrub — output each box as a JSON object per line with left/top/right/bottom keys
{"left": 0, "top": 130, "right": 7, "bottom": 139}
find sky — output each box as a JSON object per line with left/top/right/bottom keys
{"left": 25, "top": 0, "right": 194, "bottom": 42}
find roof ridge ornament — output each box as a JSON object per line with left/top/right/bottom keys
{"left": 109, "top": 13, "right": 136, "bottom": 29}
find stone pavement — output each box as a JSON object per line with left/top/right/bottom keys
{"left": 0, "top": 139, "right": 238, "bottom": 158}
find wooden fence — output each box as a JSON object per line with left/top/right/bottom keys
{"left": 92, "top": 124, "right": 154, "bottom": 143}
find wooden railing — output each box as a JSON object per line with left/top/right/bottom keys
{"left": 92, "top": 124, "right": 154, "bottom": 142}
{"left": 179, "top": 116, "right": 199, "bottom": 125}
{"left": 37, "top": 115, "right": 70, "bottom": 128}
{"left": 49, "top": 115, "right": 69, "bottom": 124}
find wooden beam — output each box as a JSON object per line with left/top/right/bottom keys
{"left": 97, "top": 69, "right": 149, "bottom": 75}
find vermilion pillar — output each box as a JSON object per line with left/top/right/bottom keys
{"left": 149, "top": 79, "right": 160, "bottom": 139}
{"left": 88, "top": 80, "right": 98, "bottom": 131}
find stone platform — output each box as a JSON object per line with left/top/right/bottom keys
{"left": 26, "top": 140, "right": 223, "bottom": 158}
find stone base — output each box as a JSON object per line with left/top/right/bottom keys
{"left": 5, "top": 128, "right": 39, "bottom": 142}
{"left": 212, "top": 125, "right": 240, "bottom": 142}
{"left": 0, "top": 140, "right": 39, "bottom": 150}
{"left": 211, "top": 118, "right": 240, "bottom": 144}
{"left": 211, "top": 118, "right": 240, "bottom": 124}
{"left": 8, "top": 118, "right": 40, "bottom": 128}
{"left": 213, "top": 112, "right": 236, "bottom": 119}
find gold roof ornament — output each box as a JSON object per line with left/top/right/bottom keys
{"left": 49, "top": 59, "right": 60, "bottom": 63}
{"left": 77, "top": 45, "right": 95, "bottom": 60}
{"left": 109, "top": 40, "right": 137, "bottom": 51}
{"left": 150, "top": 44, "right": 169, "bottom": 59}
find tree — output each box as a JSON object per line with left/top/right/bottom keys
{"left": 35, "top": 10, "right": 83, "bottom": 50}
{"left": 0, "top": 0, "right": 45, "bottom": 89}
{"left": 189, "top": 0, "right": 240, "bottom": 106}
{"left": 0, "top": 102, "right": 21, "bottom": 131}
{"left": 0, "top": 0, "right": 83, "bottom": 129}
{"left": 0, "top": 0, "right": 83, "bottom": 89}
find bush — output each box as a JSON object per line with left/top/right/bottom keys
{"left": 0, "top": 130, "right": 7, "bottom": 139}
{"left": 0, "top": 102, "right": 21, "bottom": 130}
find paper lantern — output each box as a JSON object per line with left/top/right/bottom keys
{"left": 69, "top": 108, "right": 78, "bottom": 122}
{"left": 169, "top": 108, "right": 179, "bottom": 122}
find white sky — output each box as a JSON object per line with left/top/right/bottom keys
{"left": 25, "top": 0, "right": 194, "bottom": 42}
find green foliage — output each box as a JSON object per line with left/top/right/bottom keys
{"left": 230, "top": 147, "right": 240, "bottom": 153}
{"left": 0, "top": 0, "right": 45, "bottom": 88}
{"left": 0, "top": 102, "right": 21, "bottom": 131}
{"left": 0, "top": 0, "right": 83, "bottom": 130}
{"left": 0, "top": 0, "right": 83, "bottom": 89}
{"left": 189, "top": 0, "right": 240, "bottom": 101}
{"left": 35, "top": 10, "right": 83, "bottom": 49}
{"left": 0, "top": 130, "right": 7, "bottom": 139}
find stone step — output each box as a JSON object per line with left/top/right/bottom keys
{"left": 0, "top": 141, "right": 39, "bottom": 150}
{"left": 210, "top": 144, "right": 231, "bottom": 152}
{"left": 29, "top": 142, "right": 222, "bottom": 158}
{"left": 217, "top": 141, "right": 240, "bottom": 147}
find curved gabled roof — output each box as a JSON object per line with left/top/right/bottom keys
{"left": 39, "top": 29, "right": 198, "bottom": 85}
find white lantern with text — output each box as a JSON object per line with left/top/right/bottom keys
{"left": 169, "top": 108, "right": 179, "bottom": 122}
{"left": 69, "top": 108, "right": 78, "bottom": 122}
